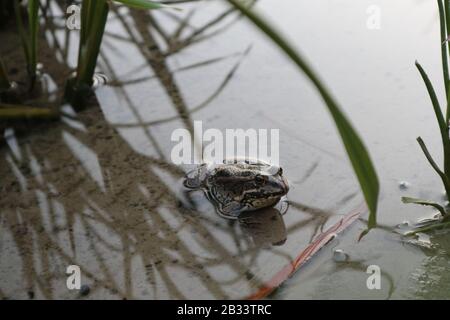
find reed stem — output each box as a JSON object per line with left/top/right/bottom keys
{"left": 438, "top": 0, "right": 449, "bottom": 97}
{"left": 0, "top": 56, "right": 10, "bottom": 90}
{"left": 76, "top": 0, "right": 109, "bottom": 87}
{"left": 417, "top": 137, "right": 450, "bottom": 202}
{"left": 13, "top": 0, "right": 40, "bottom": 87}
{"left": 28, "top": 0, "right": 39, "bottom": 82}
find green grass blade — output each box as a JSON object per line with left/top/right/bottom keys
{"left": 76, "top": 0, "right": 95, "bottom": 81}
{"left": 443, "top": 0, "right": 450, "bottom": 122}
{"left": 401, "top": 196, "right": 447, "bottom": 216}
{"left": 113, "top": 0, "right": 174, "bottom": 10}
{"left": 438, "top": 0, "right": 449, "bottom": 97}
{"left": 416, "top": 61, "right": 450, "bottom": 178}
{"left": 75, "top": 0, "right": 170, "bottom": 88}
{"left": 416, "top": 136, "right": 450, "bottom": 199}
{"left": 404, "top": 220, "right": 450, "bottom": 236}
{"left": 14, "top": 0, "right": 30, "bottom": 69}
{"left": 445, "top": 0, "right": 450, "bottom": 45}
{"left": 446, "top": 82, "right": 450, "bottom": 123}
{"left": 28, "top": 0, "right": 39, "bottom": 78}
{"left": 227, "top": 0, "right": 380, "bottom": 230}
{"left": 0, "top": 56, "right": 10, "bottom": 90}
{"left": 76, "top": 0, "right": 109, "bottom": 87}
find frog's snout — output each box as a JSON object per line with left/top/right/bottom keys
{"left": 281, "top": 175, "right": 290, "bottom": 194}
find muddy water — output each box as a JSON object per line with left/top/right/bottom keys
{"left": 1, "top": 0, "right": 450, "bottom": 299}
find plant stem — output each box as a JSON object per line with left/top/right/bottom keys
{"left": 416, "top": 61, "right": 450, "bottom": 179}
{"left": 402, "top": 196, "right": 448, "bottom": 216}
{"left": 445, "top": 0, "right": 450, "bottom": 52}
{"left": 0, "top": 56, "right": 10, "bottom": 90}
{"left": 438, "top": 0, "right": 449, "bottom": 97}
{"left": 417, "top": 137, "right": 450, "bottom": 201}
{"left": 14, "top": 0, "right": 39, "bottom": 87}
{"left": 405, "top": 221, "right": 450, "bottom": 236}
{"left": 76, "top": 0, "right": 109, "bottom": 87}
{"left": 14, "top": 0, "right": 30, "bottom": 68}
{"left": 28, "top": 0, "right": 39, "bottom": 82}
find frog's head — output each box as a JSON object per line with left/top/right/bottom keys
{"left": 209, "top": 162, "right": 289, "bottom": 213}
{"left": 241, "top": 165, "right": 289, "bottom": 210}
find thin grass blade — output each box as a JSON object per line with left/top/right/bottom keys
{"left": 416, "top": 136, "right": 450, "bottom": 199}
{"left": 444, "top": 0, "right": 450, "bottom": 123}
{"left": 113, "top": 0, "right": 176, "bottom": 10}
{"left": 14, "top": 0, "right": 30, "bottom": 68}
{"left": 445, "top": 0, "right": 450, "bottom": 48}
{"left": 404, "top": 221, "right": 450, "bottom": 236}
{"left": 76, "top": 0, "right": 109, "bottom": 86}
{"left": 0, "top": 56, "right": 10, "bottom": 90}
{"left": 416, "top": 61, "right": 450, "bottom": 178}
{"left": 438, "top": 0, "right": 449, "bottom": 97}
{"left": 227, "top": 0, "right": 379, "bottom": 231}
{"left": 28, "top": 0, "right": 39, "bottom": 78}
{"left": 401, "top": 196, "right": 447, "bottom": 216}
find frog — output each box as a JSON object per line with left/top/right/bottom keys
{"left": 182, "top": 158, "right": 289, "bottom": 219}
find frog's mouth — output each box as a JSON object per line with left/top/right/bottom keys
{"left": 245, "top": 189, "right": 287, "bottom": 201}
{"left": 281, "top": 176, "right": 290, "bottom": 193}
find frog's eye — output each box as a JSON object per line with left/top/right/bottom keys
{"left": 255, "top": 175, "right": 267, "bottom": 184}
{"left": 278, "top": 167, "right": 283, "bottom": 176}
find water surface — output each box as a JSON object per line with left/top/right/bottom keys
{"left": 1, "top": 0, "right": 449, "bottom": 299}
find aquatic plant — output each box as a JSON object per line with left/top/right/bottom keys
{"left": 402, "top": 0, "right": 450, "bottom": 225}
{"left": 0, "top": 56, "right": 10, "bottom": 90}
{"left": 227, "top": 0, "right": 380, "bottom": 236}
{"left": 14, "top": 0, "right": 39, "bottom": 87}
{"left": 67, "top": 0, "right": 172, "bottom": 107}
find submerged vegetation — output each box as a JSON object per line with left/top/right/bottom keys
{"left": 13, "top": 0, "right": 39, "bottom": 87}
{"left": 402, "top": 0, "right": 450, "bottom": 233}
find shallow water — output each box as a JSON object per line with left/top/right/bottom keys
{"left": 1, "top": 0, "right": 450, "bottom": 299}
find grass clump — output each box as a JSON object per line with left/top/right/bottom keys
{"left": 66, "top": 0, "right": 172, "bottom": 108}
{"left": 14, "top": 0, "right": 39, "bottom": 88}
{"left": 402, "top": 0, "right": 450, "bottom": 232}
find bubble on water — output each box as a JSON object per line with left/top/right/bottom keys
{"left": 398, "top": 181, "right": 410, "bottom": 190}
{"left": 333, "top": 249, "right": 348, "bottom": 262}
{"left": 92, "top": 73, "right": 109, "bottom": 88}
{"left": 396, "top": 221, "right": 410, "bottom": 229}
{"left": 9, "top": 81, "right": 18, "bottom": 91}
